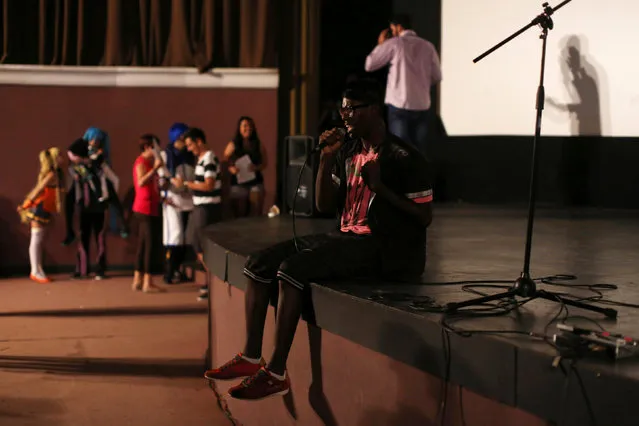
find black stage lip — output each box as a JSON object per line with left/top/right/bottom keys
{"left": 202, "top": 206, "right": 639, "bottom": 425}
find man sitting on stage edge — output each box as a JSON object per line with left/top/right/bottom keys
{"left": 204, "top": 78, "right": 434, "bottom": 400}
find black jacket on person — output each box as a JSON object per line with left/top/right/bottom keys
{"left": 333, "top": 133, "right": 434, "bottom": 278}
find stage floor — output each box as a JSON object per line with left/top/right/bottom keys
{"left": 202, "top": 204, "right": 639, "bottom": 425}
{"left": 364, "top": 204, "right": 639, "bottom": 337}
{"left": 206, "top": 204, "right": 639, "bottom": 340}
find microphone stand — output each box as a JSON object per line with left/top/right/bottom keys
{"left": 445, "top": 1, "right": 617, "bottom": 319}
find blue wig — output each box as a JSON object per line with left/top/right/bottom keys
{"left": 165, "top": 122, "right": 192, "bottom": 176}
{"left": 83, "top": 127, "right": 110, "bottom": 165}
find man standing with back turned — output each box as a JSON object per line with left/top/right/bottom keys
{"left": 204, "top": 79, "right": 434, "bottom": 400}
{"left": 365, "top": 14, "right": 442, "bottom": 155}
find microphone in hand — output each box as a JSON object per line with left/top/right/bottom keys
{"left": 314, "top": 128, "right": 353, "bottom": 154}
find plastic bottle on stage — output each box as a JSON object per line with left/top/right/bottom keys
{"left": 268, "top": 205, "right": 280, "bottom": 219}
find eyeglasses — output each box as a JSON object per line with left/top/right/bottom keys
{"left": 339, "top": 103, "right": 371, "bottom": 117}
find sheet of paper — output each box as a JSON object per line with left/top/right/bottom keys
{"left": 235, "top": 154, "right": 256, "bottom": 184}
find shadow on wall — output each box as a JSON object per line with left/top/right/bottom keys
{"left": 0, "top": 197, "right": 35, "bottom": 276}
{"left": 546, "top": 35, "right": 609, "bottom": 206}
{"left": 358, "top": 322, "right": 439, "bottom": 426}
{"left": 547, "top": 34, "right": 609, "bottom": 137}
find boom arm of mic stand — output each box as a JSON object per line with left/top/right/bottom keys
{"left": 473, "top": 0, "right": 573, "bottom": 64}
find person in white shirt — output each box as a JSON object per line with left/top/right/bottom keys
{"left": 157, "top": 123, "right": 195, "bottom": 284}
{"left": 364, "top": 14, "right": 442, "bottom": 155}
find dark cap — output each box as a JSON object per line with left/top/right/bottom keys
{"left": 342, "top": 78, "right": 382, "bottom": 105}
{"left": 390, "top": 14, "right": 411, "bottom": 29}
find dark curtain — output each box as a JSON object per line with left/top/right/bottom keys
{"left": 0, "top": 0, "right": 275, "bottom": 68}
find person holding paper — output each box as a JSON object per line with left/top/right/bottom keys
{"left": 223, "top": 116, "right": 268, "bottom": 217}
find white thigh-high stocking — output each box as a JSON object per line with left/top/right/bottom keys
{"left": 29, "top": 227, "right": 46, "bottom": 278}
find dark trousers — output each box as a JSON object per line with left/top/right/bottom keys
{"left": 76, "top": 210, "right": 107, "bottom": 276}
{"left": 187, "top": 203, "right": 223, "bottom": 254}
{"left": 135, "top": 213, "right": 155, "bottom": 274}
{"left": 65, "top": 182, "right": 127, "bottom": 238}
{"left": 64, "top": 187, "right": 76, "bottom": 238}
{"left": 387, "top": 104, "right": 430, "bottom": 155}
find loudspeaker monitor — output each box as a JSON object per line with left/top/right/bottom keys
{"left": 283, "top": 135, "right": 315, "bottom": 217}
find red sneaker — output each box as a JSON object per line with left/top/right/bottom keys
{"left": 228, "top": 367, "right": 290, "bottom": 400}
{"left": 204, "top": 353, "right": 265, "bottom": 381}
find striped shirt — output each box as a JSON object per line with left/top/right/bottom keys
{"left": 193, "top": 150, "right": 222, "bottom": 205}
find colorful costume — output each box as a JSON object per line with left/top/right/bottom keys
{"left": 18, "top": 147, "right": 65, "bottom": 283}
{"left": 157, "top": 123, "right": 195, "bottom": 283}
{"left": 62, "top": 128, "right": 128, "bottom": 247}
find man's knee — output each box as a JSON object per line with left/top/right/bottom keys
{"left": 243, "top": 252, "right": 277, "bottom": 284}
{"left": 276, "top": 259, "right": 307, "bottom": 290}
{"left": 244, "top": 252, "right": 265, "bottom": 272}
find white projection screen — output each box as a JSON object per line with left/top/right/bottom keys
{"left": 441, "top": 0, "right": 639, "bottom": 137}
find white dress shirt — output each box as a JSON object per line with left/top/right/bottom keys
{"left": 365, "top": 30, "right": 442, "bottom": 111}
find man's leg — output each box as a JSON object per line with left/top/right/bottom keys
{"left": 93, "top": 211, "right": 107, "bottom": 279}
{"left": 196, "top": 204, "right": 224, "bottom": 301}
{"left": 267, "top": 279, "right": 304, "bottom": 375}
{"left": 62, "top": 187, "right": 76, "bottom": 245}
{"left": 228, "top": 233, "right": 382, "bottom": 400}
{"left": 412, "top": 109, "right": 430, "bottom": 156}
{"left": 185, "top": 206, "right": 208, "bottom": 297}
{"left": 387, "top": 105, "right": 412, "bottom": 145}
{"left": 174, "top": 210, "right": 192, "bottom": 282}
{"left": 75, "top": 211, "right": 92, "bottom": 278}
{"left": 204, "top": 234, "right": 327, "bottom": 382}
{"left": 243, "top": 278, "right": 273, "bottom": 359}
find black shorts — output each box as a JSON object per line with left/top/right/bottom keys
{"left": 187, "top": 203, "right": 223, "bottom": 254}
{"left": 243, "top": 231, "right": 389, "bottom": 290}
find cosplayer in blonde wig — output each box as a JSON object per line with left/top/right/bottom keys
{"left": 19, "top": 147, "right": 64, "bottom": 223}
{"left": 19, "top": 147, "right": 65, "bottom": 283}
{"left": 37, "top": 147, "right": 63, "bottom": 213}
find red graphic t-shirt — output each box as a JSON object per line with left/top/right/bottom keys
{"left": 340, "top": 147, "right": 379, "bottom": 234}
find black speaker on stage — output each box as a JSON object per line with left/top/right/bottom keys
{"left": 283, "top": 135, "right": 316, "bottom": 217}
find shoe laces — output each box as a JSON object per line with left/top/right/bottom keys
{"left": 219, "top": 354, "right": 243, "bottom": 371}
{"left": 241, "top": 368, "right": 267, "bottom": 387}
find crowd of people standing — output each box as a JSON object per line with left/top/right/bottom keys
{"left": 18, "top": 117, "right": 268, "bottom": 301}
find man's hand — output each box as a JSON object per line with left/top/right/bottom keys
{"left": 171, "top": 176, "right": 184, "bottom": 188}
{"left": 318, "top": 128, "right": 344, "bottom": 157}
{"left": 378, "top": 28, "right": 391, "bottom": 45}
{"left": 163, "top": 197, "right": 177, "bottom": 207}
{"left": 361, "top": 160, "right": 382, "bottom": 192}
{"left": 153, "top": 157, "right": 163, "bottom": 171}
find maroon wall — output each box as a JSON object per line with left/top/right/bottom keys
{"left": 208, "top": 276, "right": 549, "bottom": 426}
{"left": 0, "top": 85, "right": 277, "bottom": 273}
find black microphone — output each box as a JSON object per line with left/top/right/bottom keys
{"left": 313, "top": 128, "right": 355, "bottom": 153}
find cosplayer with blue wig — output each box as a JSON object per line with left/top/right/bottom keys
{"left": 62, "top": 127, "right": 129, "bottom": 248}
{"left": 157, "top": 122, "right": 196, "bottom": 283}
